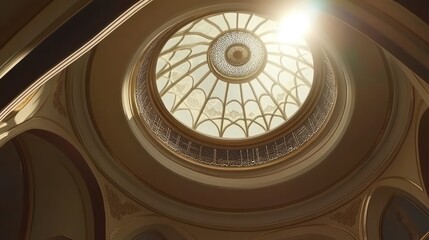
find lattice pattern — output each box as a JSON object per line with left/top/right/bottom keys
{"left": 155, "top": 12, "right": 314, "bottom": 139}
{"left": 135, "top": 24, "right": 337, "bottom": 167}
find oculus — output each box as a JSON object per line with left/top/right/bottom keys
{"left": 134, "top": 11, "right": 336, "bottom": 167}
{"left": 154, "top": 12, "right": 314, "bottom": 139}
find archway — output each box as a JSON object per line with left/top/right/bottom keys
{"left": 0, "top": 130, "right": 105, "bottom": 239}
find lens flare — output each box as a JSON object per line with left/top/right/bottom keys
{"left": 278, "top": 6, "right": 316, "bottom": 44}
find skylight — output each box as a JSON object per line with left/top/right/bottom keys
{"left": 155, "top": 11, "right": 314, "bottom": 139}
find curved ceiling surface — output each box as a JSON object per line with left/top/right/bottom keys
{"left": 78, "top": 0, "right": 412, "bottom": 229}
{"left": 133, "top": 8, "right": 338, "bottom": 168}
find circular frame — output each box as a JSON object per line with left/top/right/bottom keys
{"left": 145, "top": 11, "right": 325, "bottom": 147}
{"left": 208, "top": 30, "right": 267, "bottom": 82}
{"left": 133, "top": 11, "right": 333, "bottom": 168}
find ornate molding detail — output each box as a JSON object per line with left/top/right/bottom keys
{"left": 53, "top": 78, "right": 67, "bottom": 117}
{"left": 330, "top": 199, "right": 362, "bottom": 227}
{"left": 105, "top": 185, "right": 140, "bottom": 221}
{"left": 135, "top": 32, "right": 337, "bottom": 167}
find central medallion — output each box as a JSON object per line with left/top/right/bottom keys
{"left": 208, "top": 31, "right": 266, "bottom": 82}
{"left": 225, "top": 43, "right": 251, "bottom": 66}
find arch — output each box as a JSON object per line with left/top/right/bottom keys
{"left": 381, "top": 195, "right": 429, "bottom": 239}
{"left": 365, "top": 186, "right": 429, "bottom": 240}
{"left": 0, "top": 139, "right": 30, "bottom": 239}
{"left": 46, "top": 236, "right": 73, "bottom": 240}
{"left": 128, "top": 225, "right": 188, "bottom": 240}
{"left": 2, "top": 0, "right": 428, "bottom": 124}
{"left": 418, "top": 108, "right": 429, "bottom": 197}
{"left": 110, "top": 215, "right": 195, "bottom": 240}
{"left": 27, "top": 129, "right": 106, "bottom": 239}
{"left": 0, "top": 129, "right": 105, "bottom": 239}
{"left": 133, "top": 230, "right": 166, "bottom": 240}
{"left": 253, "top": 225, "right": 356, "bottom": 240}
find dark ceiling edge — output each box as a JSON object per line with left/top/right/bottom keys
{"left": 325, "top": 4, "right": 429, "bottom": 86}
{"left": 394, "top": 0, "right": 429, "bottom": 25}
{"left": 0, "top": 0, "right": 140, "bottom": 110}
{"left": 0, "top": 1, "right": 429, "bottom": 114}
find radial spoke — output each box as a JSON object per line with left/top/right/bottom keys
{"left": 171, "top": 71, "right": 212, "bottom": 112}
{"left": 255, "top": 78, "right": 287, "bottom": 119}
{"left": 220, "top": 82, "right": 230, "bottom": 137}
{"left": 244, "top": 13, "right": 253, "bottom": 30}
{"left": 222, "top": 13, "right": 231, "bottom": 30}
{"left": 247, "top": 82, "right": 269, "bottom": 131}
{"left": 159, "top": 43, "right": 210, "bottom": 56}
{"left": 252, "top": 19, "right": 268, "bottom": 32}
{"left": 194, "top": 78, "right": 220, "bottom": 128}
{"left": 157, "top": 52, "right": 206, "bottom": 79}
{"left": 159, "top": 61, "right": 207, "bottom": 96}
{"left": 262, "top": 70, "right": 300, "bottom": 105}
{"left": 153, "top": 11, "right": 314, "bottom": 139}
{"left": 239, "top": 84, "right": 249, "bottom": 137}
{"left": 266, "top": 59, "right": 313, "bottom": 87}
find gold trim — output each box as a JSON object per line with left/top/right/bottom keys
{"left": 143, "top": 10, "right": 326, "bottom": 147}
{"left": 330, "top": 198, "right": 362, "bottom": 227}
{"left": 0, "top": 0, "right": 91, "bottom": 79}
{"left": 128, "top": 9, "right": 337, "bottom": 169}
{"left": 53, "top": 76, "right": 68, "bottom": 117}
{"left": 132, "top": 55, "right": 332, "bottom": 170}
{"left": 253, "top": 223, "right": 359, "bottom": 240}
{"left": 415, "top": 101, "right": 427, "bottom": 193}
{"left": 420, "top": 231, "right": 429, "bottom": 240}
{"left": 1, "top": 90, "right": 38, "bottom": 123}
{"left": 378, "top": 176, "right": 424, "bottom": 192}
{"left": 0, "top": 0, "right": 154, "bottom": 122}
{"left": 13, "top": 137, "right": 34, "bottom": 240}
{"left": 105, "top": 184, "right": 140, "bottom": 221}
{"left": 207, "top": 30, "right": 267, "bottom": 83}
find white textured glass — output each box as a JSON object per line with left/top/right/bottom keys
{"left": 156, "top": 12, "right": 314, "bottom": 139}
{"left": 209, "top": 31, "right": 265, "bottom": 78}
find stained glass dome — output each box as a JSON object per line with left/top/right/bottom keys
{"left": 134, "top": 10, "right": 336, "bottom": 167}
{"left": 155, "top": 12, "right": 314, "bottom": 139}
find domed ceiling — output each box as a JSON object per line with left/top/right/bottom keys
{"left": 134, "top": 10, "right": 336, "bottom": 167}
{"left": 69, "top": 0, "right": 412, "bottom": 230}
{"left": 152, "top": 11, "right": 314, "bottom": 139}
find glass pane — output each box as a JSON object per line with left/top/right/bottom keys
{"left": 156, "top": 11, "right": 314, "bottom": 139}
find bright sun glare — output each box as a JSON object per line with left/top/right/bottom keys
{"left": 278, "top": 6, "right": 316, "bottom": 44}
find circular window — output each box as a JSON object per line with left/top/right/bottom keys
{"left": 155, "top": 12, "right": 314, "bottom": 139}
{"left": 134, "top": 11, "right": 336, "bottom": 167}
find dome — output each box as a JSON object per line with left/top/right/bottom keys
{"left": 134, "top": 11, "right": 336, "bottom": 167}
{"left": 0, "top": 0, "right": 425, "bottom": 238}
{"left": 154, "top": 12, "right": 314, "bottom": 139}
